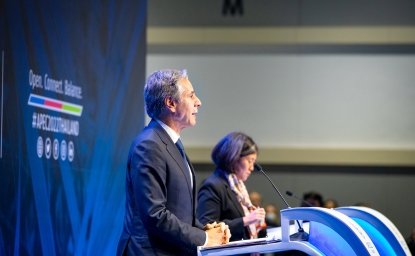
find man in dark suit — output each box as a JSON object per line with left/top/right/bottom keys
{"left": 117, "top": 69, "right": 230, "bottom": 255}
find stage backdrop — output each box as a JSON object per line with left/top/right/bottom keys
{"left": 0, "top": 1, "right": 146, "bottom": 255}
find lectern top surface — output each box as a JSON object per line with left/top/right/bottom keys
{"left": 199, "top": 237, "right": 281, "bottom": 251}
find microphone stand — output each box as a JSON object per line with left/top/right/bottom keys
{"left": 255, "top": 164, "right": 309, "bottom": 241}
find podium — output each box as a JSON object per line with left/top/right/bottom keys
{"left": 336, "top": 206, "right": 411, "bottom": 255}
{"left": 197, "top": 207, "right": 411, "bottom": 256}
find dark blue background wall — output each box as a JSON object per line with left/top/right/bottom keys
{"left": 0, "top": 0, "right": 146, "bottom": 255}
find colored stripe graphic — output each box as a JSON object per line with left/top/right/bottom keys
{"left": 28, "top": 93, "right": 83, "bottom": 117}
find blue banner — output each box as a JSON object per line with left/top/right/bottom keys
{"left": 0, "top": 0, "right": 147, "bottom": 255}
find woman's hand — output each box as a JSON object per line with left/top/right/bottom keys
{"left": 243, "top": 207, "right": 265, "bottom": 226}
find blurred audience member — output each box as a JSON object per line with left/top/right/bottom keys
{"left": 323, "top": 198, "right": 339, "bottom": 209}
{"left": 249, "top": 191, "right": 263, "bottom": 208}
{"left": 302, "top": 191, "right": 323, "bottom": 207}
{"left": 264, "top": 203, "right": 280, "bottom": 227}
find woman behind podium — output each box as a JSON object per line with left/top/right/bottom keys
{"left": 197, "top": 132, "right": 266, "bottom": 241}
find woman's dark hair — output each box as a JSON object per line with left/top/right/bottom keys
{"left": 211, "top": 132, "right": 258, "bottom": 173}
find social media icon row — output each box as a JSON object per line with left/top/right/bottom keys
{"left": 37, "top": 136, "right": 74, "bottom": 162}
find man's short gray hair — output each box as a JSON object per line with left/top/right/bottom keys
{"left": 144, "top": 69, "right": 188, "bottom": 119}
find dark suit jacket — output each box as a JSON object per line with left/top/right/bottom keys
{"left": 117, "top": 119, "right": 206, "bottom": 256}
{"left": 197, "top": 169, "right": 250, "bottom": 241}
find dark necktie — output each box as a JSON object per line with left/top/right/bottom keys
{"left": 175, "top": 138, "right": 193, "bottom": 187}
{"left": 175, "top": 139, "right": 187, "bottom": 162}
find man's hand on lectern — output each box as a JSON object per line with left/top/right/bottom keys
{"left": 204, "top": 221, "right": 231, "bottom": 245}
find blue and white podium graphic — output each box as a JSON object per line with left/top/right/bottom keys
{"left": 0, "top": 0, "right": 146, "bottom": 255}
{"left": 198, "top": 207, "right": 411, "bottom": 256}
{"left": 337, "top": 206, "right": 411, "bottom": 256}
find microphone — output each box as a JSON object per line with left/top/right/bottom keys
{"left": 286, "top": 190, "right": 313, "bottom": 207}
{"left": 254, "top": 163, "right": 309, "bottom": 241}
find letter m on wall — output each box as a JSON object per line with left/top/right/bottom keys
{"left": 222, "top": 0, "right": 244, "bottom": 16}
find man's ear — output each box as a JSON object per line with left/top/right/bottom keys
{"left": 165, "top": 96, "right": 176, "bottom": 111}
